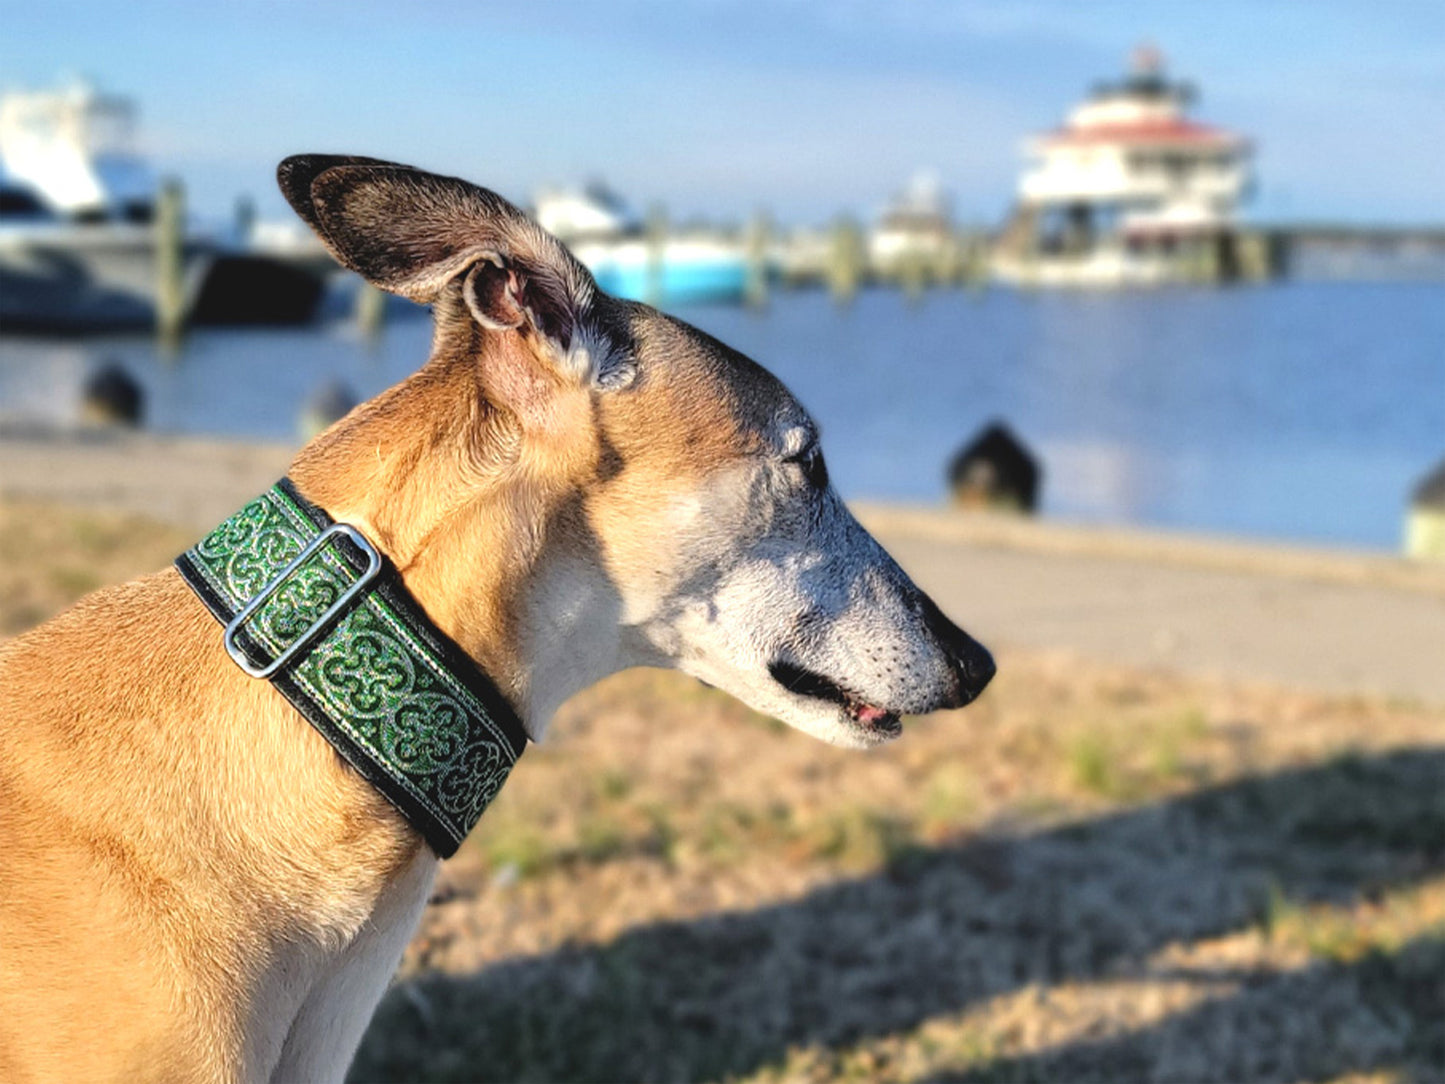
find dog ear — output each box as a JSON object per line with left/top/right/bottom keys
{"left": 277, "top": 154, "right": 406, "bottom": 237}
{"left": 276, "top": 154, "right": 596, "bottom": 358}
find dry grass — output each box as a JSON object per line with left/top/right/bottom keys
{"left": 4, "top": 500, "right": 1443, "bottom": 1084}
{"left": 359, "top": 669, "right": 1445, "bottom": 1084}
{"left": 0, "top": 498, "right": 194, "bottom": 636}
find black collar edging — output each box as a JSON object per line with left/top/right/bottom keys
{"left": 176, "top": 478, "right": 527, "bottom": 857}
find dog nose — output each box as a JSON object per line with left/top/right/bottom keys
{"left": 955, "top": 638, "right": 996, "bottom": 701}
{"left": 918, "top": 592, "right": 996, "bottom": 707}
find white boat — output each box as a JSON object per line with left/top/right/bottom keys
{"left": 0, "top": 82, "right": 321, "bottom": 330}
{"left": 991, "top": 46, "right": 1255, "bottom": 287}
{"left": 869, "top": 171, "right": 955, "bottom": 275}
{"left": 0, "top": 82, "right": 155, "bottom": 222}
{"left": 533, "top": 183, "right": 749, "bottom": 305}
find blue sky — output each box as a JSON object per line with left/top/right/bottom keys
{"left": 2, "top": 0, "right": 1441, "bottom": 225}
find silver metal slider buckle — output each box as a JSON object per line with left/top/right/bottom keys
{"left": 224, "top": 523, "right": 383, "bottom": 679}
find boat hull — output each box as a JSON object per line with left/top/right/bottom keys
{"left": 0, "top": 223, "right": 325, "bottom": 331}
{"left": 591, "top": 261, "right": 748, "bottom": 305}
{"left": 0, "top": 223, "right": 210, "bottom": 330}
{"left": 572, "top": 237, "right": 749, "bottom": 305}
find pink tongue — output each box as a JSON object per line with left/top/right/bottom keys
{"left": 855, "top": 703, "right": 890, "bottom": 724}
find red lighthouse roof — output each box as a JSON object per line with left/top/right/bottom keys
{"left": 1041, "top": 119, "right": 1247, "bottom": 148}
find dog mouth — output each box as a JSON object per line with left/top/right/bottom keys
{"left": 767, "top": 660, "right": 903, "bottom": 740}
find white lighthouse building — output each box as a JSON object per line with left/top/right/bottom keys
{"left": 993, "top": 46, "right": 1255, "bottom": 286}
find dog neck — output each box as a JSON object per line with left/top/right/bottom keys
{"left": 286, "top": 332, "right": 621, "bottom": 742}
{"left": 178, "top": 478, "right": 529, "bottom": 857}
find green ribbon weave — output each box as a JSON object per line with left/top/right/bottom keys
{"left": 177, "top": 482, "right": 524, "bottom": 856}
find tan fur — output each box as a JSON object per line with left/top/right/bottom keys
{"left": 0, "top": 574, "right": 423, "bottom": 1081}
{"left": 0, "top": 295, "right": 756, "bottom": 1081}
{"left": 0, "top": 158, "right": 992, "bottom": 1082}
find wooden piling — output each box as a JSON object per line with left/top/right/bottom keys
{"left": 1193, "top": 234, "right": 1222, "bottom": 283}
{"left": 958, "top": 230, "right": 991, "bottom": 287}
{"left": 1235, "top": 230, "right": 1285, "bottom": 282}
{"left": 355, "top": 280, "right": 386, "bottom": 341}
{"left": 154, "top": 177, "right": 186, "bottom": 350}
{"left": 826, "top": 214, "right": 865, "bottom": 304}
{"left": 745, "top": 209, "right": 771, "bottom": 310}
{"left": 645, "top": 202, "right": 668, "bottom": 307}
{"left": 935, "top": 232, "right": 963, "bottom": 287}
{"left": 898, "top": 248, "right": 927, "bottom": 303}
{"left": 233, "top": 194, "right": 256, "bottom": 245}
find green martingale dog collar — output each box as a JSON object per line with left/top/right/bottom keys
{"left": 175, "top": 479, "right": 527, "bottom": 857}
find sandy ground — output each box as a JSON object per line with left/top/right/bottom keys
{"left": 3, "top": 429, "right": 1442, "bottom": 706}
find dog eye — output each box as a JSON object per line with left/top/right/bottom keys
{"left": 788, "top": 446, "right": 829, "bottom": 490}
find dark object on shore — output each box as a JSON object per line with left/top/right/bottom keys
{"left": 189, "top": 255, "right": 325, "bottom": 327}
{"left": 947, "top": 422, "right": 1041, "bottom": 513}
{"left": 1405, "top": 456, "right": 1445, "bottom": 559}
{"left": 80, "top": 362, "right": 144, "bottom": 427}
{"left": 299, "top": 379, "right": 360, "bottom": 439}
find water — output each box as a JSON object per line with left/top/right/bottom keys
{"left": 1, "top": 281, "right": 1441, "bottom": 550}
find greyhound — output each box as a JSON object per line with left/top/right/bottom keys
{"left": 0, "top": 155, "right": 994, "bottom": 1083}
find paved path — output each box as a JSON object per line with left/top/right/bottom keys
{"left": 862, "top": 512, "right": 1445, "bottom": 706}
{"left": 0, "top": 429, "right": 293, "bottom": 529}
{"left": 4, "top": 432, "right": 1442, "bottom": 705}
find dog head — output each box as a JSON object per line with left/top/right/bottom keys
{"left": 279, "top": 155, "right": 994, "bottom": 747}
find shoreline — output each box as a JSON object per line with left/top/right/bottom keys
{"left": 853, "top": 500, "right": 1445, "bottom": 598}
{"left": 5, "top": 429, "right": 1443, "bottom": 706}
{"left": 0, "top": 426, "right": 1429, "bottom": 568}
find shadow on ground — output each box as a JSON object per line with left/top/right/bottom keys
{"left": 938, "top": 932, "right": 1445, "bottom": 1083}
{"left": 351, "top": 749, "right": 1445, "bottom": 1083}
